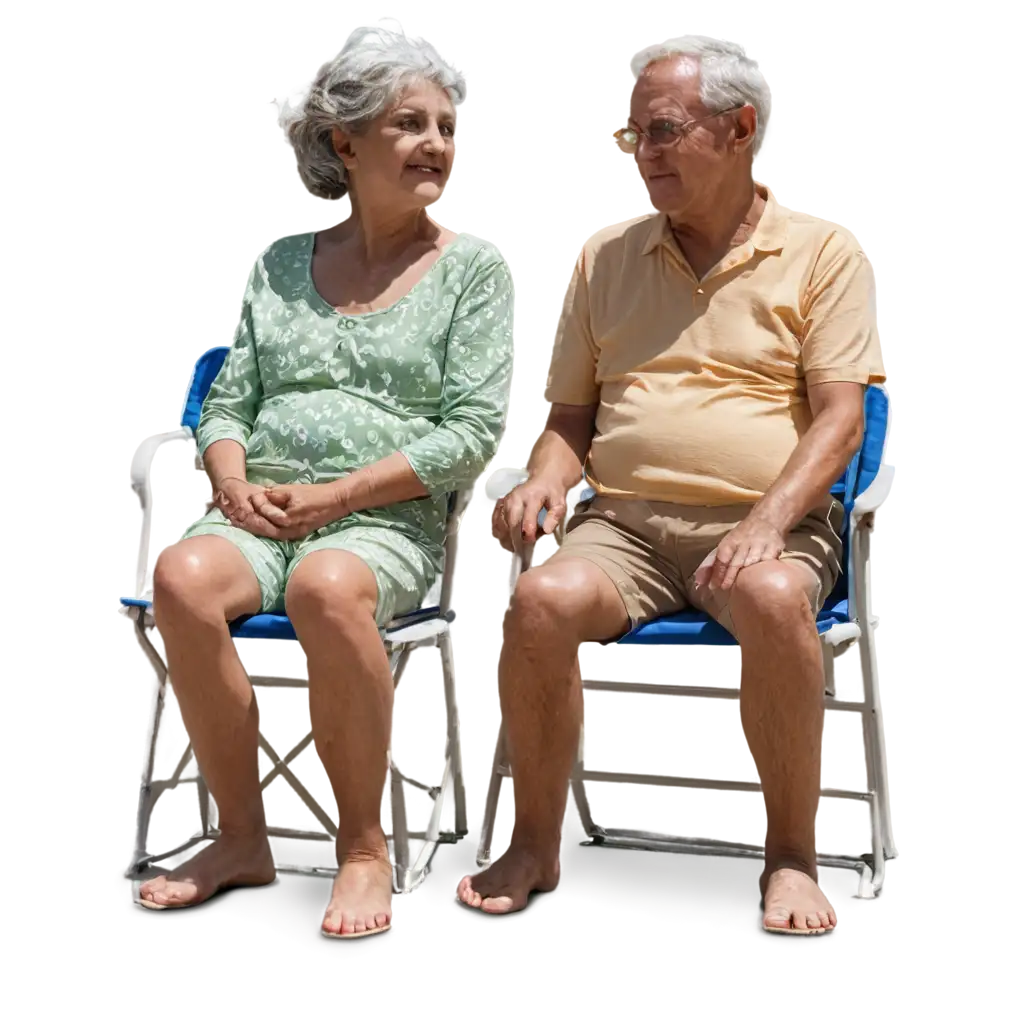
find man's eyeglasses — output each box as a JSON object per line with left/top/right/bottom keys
{"left": 613, "top": 106, "right": 744, "bottom": 153}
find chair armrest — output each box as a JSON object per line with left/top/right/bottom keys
{"left": 131, "top": 428, "right": 193, "bottom": 502}
{"left": 462, "top": 464, "right": 593, "bottom": 593}
{"left": 123, "top": 425, "right": 207, "bottom": 598}
{"left": 851, "top": 464, "right": 895, "bottom": 524}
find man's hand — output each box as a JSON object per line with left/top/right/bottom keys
{"left": 214, "top": 477, "right": 289, "bottom": 539}
{"left": 492, "top": 477, "right": 568, "bottom": 554}
{"left": 693, "top": 513, "right": 786, "bottom": 591}
{"left": 263, "top": 483, "right": 349, "bottom": 539}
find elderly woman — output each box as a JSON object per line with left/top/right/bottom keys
{"left": 137, "top": 26, "right": 513, "bottom": 938}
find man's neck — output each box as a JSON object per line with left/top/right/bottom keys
{"left": 669, "top": 179, "right": 765, "bottom": 279}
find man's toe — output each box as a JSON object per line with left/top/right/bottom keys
{"left": 374, "top": 911, "right": 389, "bottom": 929}
{"left": 481, "top": 895, "right": 514, "bottom": 913}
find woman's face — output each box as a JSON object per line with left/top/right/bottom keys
{"left": 334, "top": 79, "right": 456, "bottom": 209}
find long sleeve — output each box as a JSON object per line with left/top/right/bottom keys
{"left": 196, "top": 262, "right": 264, "bottom": 456}
{"left": 400, "top": 249, "right": 514, "bottom": 495}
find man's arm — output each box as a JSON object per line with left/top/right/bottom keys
{"left": 703, "top": 233, "right": 884, "bottom": 588}
{"left": 527, "top": 403, "right": 597, "bottom": 490}
{"left": 496, "top": 240, "right": 600, "bottom": 553}
{"left": 494, "top": 402, "right": 597, "bottom": 553}
{"left": 752, "top": 381, "right": 864, "bottom": 533}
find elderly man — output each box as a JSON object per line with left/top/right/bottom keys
{"left": 456, "top": 35, "right": 885, "bottom": 935}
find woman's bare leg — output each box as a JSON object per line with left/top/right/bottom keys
{"left": 286, "top": 551, "right": 394, "bottom": 936}
{"left": 139, "top": 535, "right": 275, "bottom": 908}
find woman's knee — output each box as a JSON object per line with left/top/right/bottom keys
{"left": 152, "top": 539, "right": 257, "bottom": 625}
{"left": 285, "top": 553, "right": 377, "bottom": 633}
{"left": 153, "top": 544, "right": 217, "bottom": 620}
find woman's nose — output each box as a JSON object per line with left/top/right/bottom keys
{"left": 422, "top": 123, "right": 445, "bottom": 151}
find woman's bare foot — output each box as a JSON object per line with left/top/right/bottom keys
{"left": 456, "top": 845, "right": 560, "bottom": 914}
{"left": 761, "top": 867, "right": 837, "bottom": 934}
{"left": 137, "top": 832, "right": 276, "bottom": 909}
{"left": 321, "top": 853, "right": 393, "bottom": 937}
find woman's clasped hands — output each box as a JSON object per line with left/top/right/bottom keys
{"left": 214, "top": 477, "right": 349, "bottom": 540}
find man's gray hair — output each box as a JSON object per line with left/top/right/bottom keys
{"left": 278, "top": 26, "right": 466, "bottom": 200}
{"left": 630, "top": 35, "right": 771, "bottom": 156}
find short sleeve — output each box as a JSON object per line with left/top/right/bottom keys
{"left": 544, "top": 249, "right": 600, "bottom": 405}
{"left": 801, "top": 234, "right": 886, "bottom": 387}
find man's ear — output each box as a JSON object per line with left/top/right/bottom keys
{"left": 733, "top": 105, "right": 758, "bottom": 152}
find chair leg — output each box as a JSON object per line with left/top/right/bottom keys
{"left": 476, "top": 722, "right": 507, "bottom": 867}
{"left": 859, "top": 619, "right": 897, "bottom": 860}
{"left": 438, "top": 632, "right": 467, "bottom": 837}
{"left": 382, "top": 631, "right": 470, "bottom": 893}
{"left": 570, "top": 721, "right": 600, "bottom": 838}
{"left": 856, "top": 790, "right": 886, "bottom": 899}
{"left": 822, "top": 641, "right": 836, "bottom": 698}
{"left": 851, "top": 655, "right": 892, "bottom": 897}
{"left": 124, "top": 667, "right": 164, "bottom": 876}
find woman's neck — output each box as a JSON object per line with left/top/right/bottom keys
{"left": 342, "top": 200, "right": 440, "bottom": 263}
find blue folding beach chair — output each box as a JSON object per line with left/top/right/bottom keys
{"left": 478, "top": 386, "right": 896, "bottom": 898}
{"left": 117, "top": 346, "right": 471, "bottom": 897}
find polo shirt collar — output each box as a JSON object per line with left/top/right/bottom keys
{"left": 641, "top": 182, "right": 788, "bottom": 256}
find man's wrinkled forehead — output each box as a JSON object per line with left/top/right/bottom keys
{"left": 630, "top": 55, "right": 705, "bottom": 118}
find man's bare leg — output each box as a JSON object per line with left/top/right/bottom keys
{"left": 726, "top": 560, "right": 837, "bottom": 934}
{"left": 457, "top": 557, "right": 628, "bottom": 913}
{"left": 139, "top": 537, "right": 276, "bottom": 908}
{"left": 286, "top": 552, "right": 394, "bottom": 936}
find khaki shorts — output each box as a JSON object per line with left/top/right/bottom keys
{"left": 547, "top": 495, "right": 843, "bottom": 638}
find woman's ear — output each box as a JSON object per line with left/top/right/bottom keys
{"left": 331, "top": 126, "right": 357, "bottom": 170}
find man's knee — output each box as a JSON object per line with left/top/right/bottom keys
{"left": 509, "top": 561, "right": 626, "bottom": 638}
{"left": 730, "top": 561, "right": 816, "bottom": 634}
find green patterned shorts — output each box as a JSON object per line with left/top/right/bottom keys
{"left": 182, "top": 509, "right": 442, "bottom": 625}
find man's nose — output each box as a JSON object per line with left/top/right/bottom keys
{"left": 635, "top": 135, "right": 660, "bottom": 161}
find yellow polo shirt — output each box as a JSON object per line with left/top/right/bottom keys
{"left": 545, "top": 185, "right": 886, "bottom": 506}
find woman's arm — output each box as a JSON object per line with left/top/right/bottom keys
{"left": 336, "top": 253, "right": 514, "bottom": 511}
{"left": 397, "top": 251, "right": 514, "bottom": 496}
{"left": 196, "top": 262, "right": 264, "bottom": 472}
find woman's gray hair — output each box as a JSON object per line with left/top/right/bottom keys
{"left": 630, "top": 35, "right": 771, "bottom": 156}
{"left": 278, "top": 26, "right": 466, "bottom": 200}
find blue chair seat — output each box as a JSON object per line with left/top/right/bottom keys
{"left": 119, "top": 598, "right": 444, "bottom": 641}
{"left": 619, "top": 592, "right": 850, "bottom": 646}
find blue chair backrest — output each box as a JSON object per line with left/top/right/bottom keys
{"left": 180, "top": 347, "right": 230, "bottom": 433}
{"left": 829, "top": 385, "right": 890, "bottom": 518}
{"left": 828, "top": 385, "right": 889, "bottom": 603}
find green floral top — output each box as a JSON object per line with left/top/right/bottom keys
{"left": 197, "top": 232, "right": 514, "bottom": 552}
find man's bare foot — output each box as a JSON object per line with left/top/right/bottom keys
{"left": 456, "top": 845, "right": 559, "bottom": 914}
{"left": 137, "top": 832, "right": 275, "bottom": 909}
{"left": 761, "top": 867, "right": 837, "bottom": 935}
{"left": 321, "top": 854, "right": 393, "bottom": 937}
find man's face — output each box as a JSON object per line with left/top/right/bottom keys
{"left": 628, "top": 58, "right": 746, "bottom": 218}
